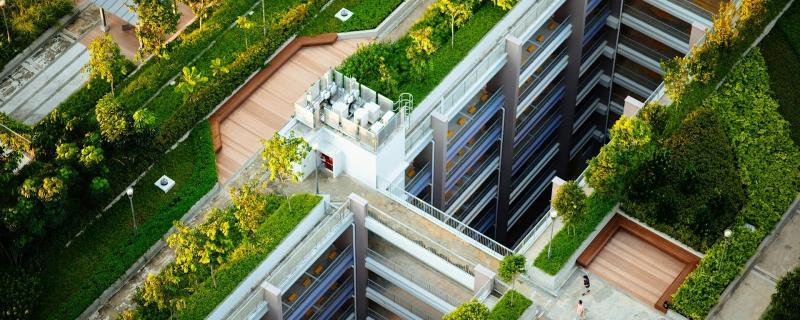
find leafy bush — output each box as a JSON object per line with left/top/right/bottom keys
{"left": 762, "top": 266, "right": 800, "bottom": 319}
{"left": 670, "top": 50, "right": 800, "bottom": 319}
{"left": 498, "top": 254, "right": 526, "bottom": 282}
{"left": 489, "top": 290, "right": 532, "bottom": 320}
{"left": 0, "top": 266, "right": 41, "bottom": 319}
{"left": 760, "top": 3, "right": 800, "bottom": 145}
{"left": 300, "top": 0, "right": 404, "bottom": 35}
{"left": 533, "top": 193, "right": 616, "bottom": 275}
{"left": 443, "top": 299, "right": 490, "bottom": 320}
{"left": 552, "top": 180, "right": 586, "bottom": 232}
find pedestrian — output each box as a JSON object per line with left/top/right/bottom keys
{"left": 576, "top": 300, "right": 585, "bottom": 320}
{"left": 582, "top": 274, "right": 591, "bottom": 296}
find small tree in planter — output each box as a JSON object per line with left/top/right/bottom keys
{"left": 552, "top": 180, "right": 586, "bottom": 235}
{"left": 261, "top": 132, "right": 310, "bottom": 210}
{"left": 498, "top": 254, "right": 526, "bottom": 289}
{"left": 130, "top": 0, "right": 179, "bottom": 60}
{"left": 443, "top": 299, "right": 489, "bottom": 320}
{"left": 83, "top": 34, "right": 128, "bottom": 96}
{"left": 236, "top": 15, "right": 255, "bottom": 46}
{"left": 436, "top": 0, "right": 472, "bottom": 47}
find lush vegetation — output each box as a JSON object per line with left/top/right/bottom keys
{"left": 760, "top": 1, "right": 800, "bottom": 144}
{"left": 33, "top": 122, "right": 217, "bottom": 319}
{"left": 443, "top": 299, "right": 490, "bottom": 320}
{"left": 552, "top": 180, "right": 587, "bottom": 234}
{"left": 498, "top": 254, "right": 526, "bottom": 282}
{"left": 489, "top": 290, "right": 532, "bottom": 320}
{"left": 337, "top": 0, "right": 508, "bottom": 103}
{"left": 300, "top": 0, "right": 404, "bottom": 35}
{"left": 121, "top": 193, "right": 321, "bottom": 319}
{"left": 670, "top": 49, "right": 800, "bottom": 319}
{"left": 762, "top": 266, "right": 800, "bottom": 319}
{"left": 0, "top": 0, "right": 73, "bottom": 72}
{"left": 533, "top": 193, "right": 615, "bottom": 275}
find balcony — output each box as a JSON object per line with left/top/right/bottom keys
{"left": 511, "top": 140, "right": 559, "bottom": 202}
{"left": 515, "top": 82, "right": 564, "bottom": 143}
{"left": 283, "top": 244, "right": 354, "bottom": 320}
{"left": 577, "top": 63, "right": 610, "bottom": 104}
{"left": 583, "top": 5, "right": 611, "bottom": 45}
{"left": 621, "top": 2, "right": 691, "bottom": 53}
{"left": 520, "top": 17, "right": 572, "bottom": 80}
{"left": 453, "top": 181, "right": 498, "bottom": 224}
{"left": 513, "top": 113, "right": 561, "bottom": 175}
{"left": 573, "top": 96, "right": 604, "bottom": 133}
{"left": 446, "top": 89, "right": 503, "bottom": 158}
{"left": 580, "top": 36, "right": 609, "bottom": 76}
{"left": 614, "top": 61, "right": 662, "bottom": 98}
{"left": 617, "top": 34, "right": 678, "bottom": 74}
{"left": 642, "top": 0, "right": 717, "bottom": 27}
{"left": 308, "top": 276, "right": 355, "bottom": 320}
{"left": 445, "top": 119, "right": 500, "bottom": 190}
{"left": 445, "top": 148, "right": 500, "bottom": 209}
{"left": 367, "top": 277, "right": 441, "bottom": 320}
{"left": 405, "top": 162, "right": 432, "bottom": 197}
{"left": 519, "top": 49, "right": 568, "bottom": 109}
{"left": 509, "top": 168, "right": 557, "bottom": 228}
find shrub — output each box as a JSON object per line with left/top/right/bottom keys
{"left": 0, "top": 266, "right": 41, "bottom": 319}
{"left": 489, "top": 290, "right": 532, "bottom": 320}
{"left": 762, "top": 266, "right": 800, "bottom": 319}
{"left": 498, "top": 254, "right": 526, "bottom": 283}
{"left": 443, "top": 299, "right": 490, "bottom": 320}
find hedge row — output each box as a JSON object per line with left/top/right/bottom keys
{"left": 760, "top": 2, "right": 800, "bottom": 144}
{"left": 670, "top": 50, "right": 800, "bottom": 319}
{"left": 33, "top": 122, "right": 218, "bottom": 320}
{"left": 489, "top": 290, "right": 532, "bottom": 320}
{"left": 532, "top": 193, "right": 616, "bottom": 275}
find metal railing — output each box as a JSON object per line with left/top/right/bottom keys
{"left": 623, "top": 3, "right": 691, "bottom": 42}
{"left": 618, "top": 34, "right": 675, "bottom": 65}
{"left": 367, "top": 279, "right": 439, "bottom": 320}
{"left": 472, "top": 278, "right": 493, "bottom": 301}
{"left": 368, "top": 248, "right": 465, "bottom": 307}
{"left": 379, "top": 179, "right": 513, "bottom": 258}
{"left": 522, "top": 17, "right": 571, "bottom": 72}
{"left": 615, "top": 63, "right": 662, "bottom": 92}
{"left": 282, "top": 243, "right": 354, "bottom": 317}
{"left": 267, "top": 203, "right": 352, "bottom": 289}
{"left": 366, "top": 206, "right": 475, "bottom": 275}
{"left": 309, "top": 275, "right": 354, "bottom": 320}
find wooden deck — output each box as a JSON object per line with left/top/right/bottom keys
{"left": 577, "top": 214, "right": 700, "bottom": 312}
{"left": 586, "top": 229, "right": 684, "bottom": 307}
{"left": 215, "top": 38, "right": 366, "bottom": 182}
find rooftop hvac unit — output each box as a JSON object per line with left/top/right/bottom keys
{"left": 364, "top": 102, "right": 381, "bottom": 122}
{"left": 354, "top": 108, "right": 369, "bottom": 127}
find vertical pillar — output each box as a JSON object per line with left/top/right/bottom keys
{"left": 496, "top": 35, "right": 523, "bottom": 244}
{"left": 262, "top": 282, "right": 283, "bottom": 320}
{"left": 689, "top": 21, "right": 708, "bottom": 48}
{"left": 430, "top": 112, "right": 448, "bottom": 210}
{"left": 559, "top": 0, "right": 588, "bottom": 177}
{"left": 349, "top": 194, "right": 369, "bottom": 320}
{"left": 100, "top": 8, "right": 108, "bottom": 32}
{"left": 623, "top": 96, "right": 644, "bottom": 118}
{"left": 473, "top": 264, "right": 497, "bottom": 296}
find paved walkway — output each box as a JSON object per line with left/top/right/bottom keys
{"left": 709, "top": 202, "right": 800, "bottom": 320}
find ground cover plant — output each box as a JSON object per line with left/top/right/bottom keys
{"left": 759, "top": 1, "right": 800, "bottom": 144}
{"left": 121, "top": 192, "right": 321, "bottom": 319}
{"left": 0, "top": 0, "right": 72, "bottom": 71}
{"left": 489, "top": 290, "right": 532, "bottom": 320}
{"left": 337, "top": 0, "right": 508, "bottom": 104}
{"left": 300, "top": 0, "right": 404, "bottom": 35}
{"left": 33, "top": 122, "right": 217, "bottom": 319}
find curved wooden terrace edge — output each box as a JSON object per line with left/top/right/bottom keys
{"left": 209, "top": 33, "right": 340, "bottom": 152}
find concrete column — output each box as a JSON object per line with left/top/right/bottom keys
{"left": 558, "top": 0, "right": 588, "bottom": 178}
{"left": 430, "top": 112, "right": 448, "bottom": 210}
{"left": 623, "top": 96, "right": 644, "bottom": 117}
{"left": 262, "top": 282, "right": 283, "bottom": 320}
{"left": 689, "top": 21, "right": 708, "bottom": 48}
{"left": 473, "top": 264, "right": 497, "bottom": 295}
{"left": 349, "top": 194, "right": 369, "bottom": 320}
{"left": 100, "top": 8, "right": 108, "bottom": 32}
{"left": 550, "top": 176, "right": 566, "bottom": 203}
{"left": 496, "top": 35, "right": 523, "bottom": 244}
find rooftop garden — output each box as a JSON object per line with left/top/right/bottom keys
{"left": 759, "top": 1, "right": 800, "bottom": 144}
{"left": 0, "top": 0, "right": 73, "bottom": 72}
{"left": 300, "top": 0, "right": 405, "bottom": 35}
{"left": 337, "top": 0, "right": 511, "bottom": 104}
{"left": 532, "top": 0, "right": 800, "bottom": 318}
{"left": 0, "top": 0, "right": 395, "bottom": 317}
{"left": 443, "top": 290, "right": 532, "bottom": 320}
{"left": 121, "top": 192, "right": 322, "bottom": 319}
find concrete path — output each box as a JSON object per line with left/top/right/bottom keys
{"left": 382, "top": 0, "right": 437, "bottom": 41}
{"left": 709, "top": 203, "right": 800, "bottom": 320}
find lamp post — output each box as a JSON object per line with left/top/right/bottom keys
{"left": 720, "top": 228, "right": 732, "bottom": 272}
{"left": 126, "top": 187, "right": 137, "bottom": 233}
{"left": 0, "top": 0, "right": 11, "bottom": 45}
{"left": 311, "top": 143, "right": 319, "bottom": 195}
{"left": 547, "top": 210, "right": 558, "bottom": 259}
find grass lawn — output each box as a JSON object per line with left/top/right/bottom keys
{"left": 760, "top": 2, "right": 800, "bottom": 145}
{"left": 300, "top": 0, "right": 404, "bottom": 35}
{"left": 489, "top": 290, "right": 532, "bottom": 320}
{"left": 32, "top": 122, "right": 217, "bottom": 320}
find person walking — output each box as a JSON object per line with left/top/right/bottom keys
{"left": 576, "top": 300, "right": 585, "bottom": 320}
{"left": 582, "top": 274, "right": 591, "bottom": 296}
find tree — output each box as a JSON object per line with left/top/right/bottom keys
{"left": 586, "top": 115, "right": 656, "bottom": 196}
{"left": 236, "top": 15, "right": 255, "bottom": 47}
{"left": 443, "top": 299, "right": 489, "bottom": 320}
{"left": 178, "top": 0, "right": 221, "bottom": 29}
{"left": 406, "top": 26, "right": 436, "bottom": 77}
{"left": 260, "top": 132, "right": 310, "bottom": 209}
{"left": 83, "top": 33, "right": 128, "bottom": 95}
{"left": 195, "top": 214, "right": 235, "bottom": 287}
{"left": 79, "top": 145, "right": 105, "bottom": 168}
{"left": 436, "top": 0, "right": 472, "bottom": 47}
{"left": 95, "top": 94, "right": 129, "bottom": 143}
{"left": 210, "top": 58, "right": 229, "bottom": 77}
{"left": 493, "top": 0, "right": 518, "bottom": 10}
{"left": 498, "top": 254, "right": 526, "bottom": 288}
{"left": 175, "top": 66, "right": 208, "bottom": 96}
{"left": 552, "top": 180, "right": 586, "bottom": 234}
{"left": 229, "top": 181, "right": 269, "bottom": 236}
{"left": 763, "top": 266, "right": 800, "bottom": 319}
{"left": 130, "top": 0, "right": 179, "bottom": 60}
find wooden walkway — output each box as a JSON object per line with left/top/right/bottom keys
{"left": 586, "top": 229, "right": 685, "bottom": 307}
{"left": 215, "top": 38, "right": 366, "bottom": 182}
